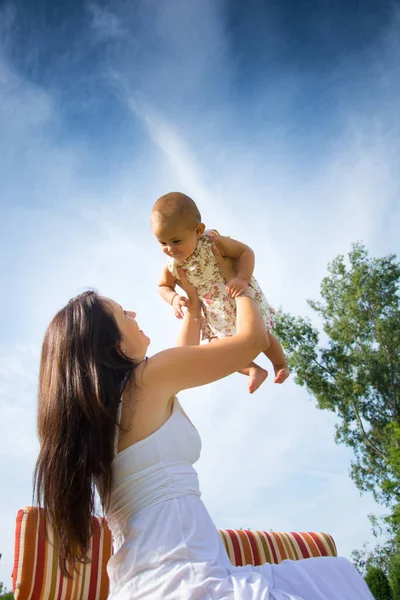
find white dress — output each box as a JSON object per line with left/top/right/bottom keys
{"left": 102, "top": 398, "right": 373, "bottom": 599}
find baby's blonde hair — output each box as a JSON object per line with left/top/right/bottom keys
{"left": 151, "top": 192, "right": 201, "bottom": 230}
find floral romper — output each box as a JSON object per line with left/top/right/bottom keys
{"left": 167, "top": 230, "right": 276, "bottom": 342}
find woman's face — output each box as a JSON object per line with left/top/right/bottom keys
{"left": 104, "top": 298, "right": 150, "bottom": 361}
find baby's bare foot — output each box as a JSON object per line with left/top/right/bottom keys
{"left": 274, "top": 364, "right": 290, "bottom": 384}
{"left": 248, "top": 366, "right": 268, "bottom": 394}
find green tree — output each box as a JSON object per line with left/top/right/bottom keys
{"left": 389, "top": 551, "right": 400, "bottom": 600}
{"left": 352, "top": 537, "right": 395, "bottom": 577}
{"left": 0, "top": 580, "right": 14, "bottom": 599}
{"left": 365, "top": 565, "right": 393, "bottom": 599}
{"left": 274, "top": 243, "right": 400, "bottom": 508}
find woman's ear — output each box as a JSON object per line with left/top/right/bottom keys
{"left": 196, "top": 223, "right": 206, "bottom": 237}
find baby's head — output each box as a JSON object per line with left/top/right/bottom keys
{"left": 151, "top": 192, "right": 205, "bottom": 262}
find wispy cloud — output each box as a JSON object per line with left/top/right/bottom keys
{"left": 87, "top": 3, "right": 125, "bottom": 41}
{"left": 137, "top": 108, "right": 212, "bottom": 204}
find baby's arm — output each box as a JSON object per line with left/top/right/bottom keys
{"left": 158, "top": 265, "right": 191, "bottom": 319}
{"left": 158, "top": 265, "right": 177, "bottom": 304}
{"left": 212, "top": 235, "right": 255, "bottom": 298}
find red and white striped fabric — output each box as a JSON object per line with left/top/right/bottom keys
{"left": 219, "top": 529, "right": 337, "bottom": 566}
{"left": 12, "top": 507, "right": 337, "bottom": 599}
{"left": 13, "top": 507, "right": 112, "bottom": 600}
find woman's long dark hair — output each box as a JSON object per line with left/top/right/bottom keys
{"left": 33, "top": 291, "right": 136, "bottom": 576}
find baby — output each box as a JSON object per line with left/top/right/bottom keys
{"left": 151, "top": 192, "right": 290, "bottom": 393}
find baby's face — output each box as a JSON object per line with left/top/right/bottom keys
{"left": 152, "top": 221, "right": 205, "bottom": 262}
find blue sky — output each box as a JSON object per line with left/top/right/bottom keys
{"left": 1, "top": 0, "right": 399, "bottom": 587}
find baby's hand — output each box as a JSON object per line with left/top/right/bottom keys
{"left": 226, "top": 276, "right": 249, "bottom": 299}
{"left": 172, "top": 294, "right": 191, "bottom": 319}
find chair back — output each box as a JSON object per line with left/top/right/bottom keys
{"left": 13, "top": 507, "right": 338, "bottom": 599}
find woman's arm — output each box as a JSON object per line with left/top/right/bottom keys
{"left": 143, "top": 294, "right": 268, "bottom": 395}
{"left": 176, "top": 306, "right": 202, "bottom": 347}
{"left": 175, "top": 267, "right": 202, "bottom": 347}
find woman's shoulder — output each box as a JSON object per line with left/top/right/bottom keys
{"left": 128, "top": 356, "right": 176, "bottom": 407}
{"left": 118, "top": 381, "right": 177, "bottom": 450}
{"left": 136, "top": 349, "right": 177, "bottom": 396}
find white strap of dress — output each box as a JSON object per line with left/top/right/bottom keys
{"left": 114, "top": 401, "right": 123, "bottom": 456}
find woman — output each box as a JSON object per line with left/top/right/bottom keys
{"left": 34, "top": 267, "right": 373, "bottom": 599}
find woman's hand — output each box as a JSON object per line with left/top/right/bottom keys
{"left": 176, "top": 267, "right": 201, "bottom": 313}
{"left": 211, "top": 242, "right": 237, "bottom": 282}
{"left": 211, "top": 243, "right": 249, "bottom": 298}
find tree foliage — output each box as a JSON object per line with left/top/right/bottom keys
{"left": 389, "top": 552, "right": 400, "bottom": 600}
{"left": 275, "top": 243, "right": 400, "bottom": 507}
{"left": 365, "top": 565, "right": 393, "bottom": 599}
{"left": 352, "top": 539, "right": 396, "bottom": 578}
{"left": 0, "top": 580, "right": 13, "bottom": 599}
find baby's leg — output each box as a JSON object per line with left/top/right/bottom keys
{"left": 209, "top": 338, "right": 267, "bottom": 394}
{"left": 238, "top": 363, "right": 268, "bottom": 394}
{"left": 264, "top": 333, "right": 290, "bottom": 384}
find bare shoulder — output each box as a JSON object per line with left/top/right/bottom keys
{"left": 118, "top": 372, "right": 175, "bottom": 450}
{"left": 138, "top": 349, "right": 179, "bottom": 397}
{"left": 129, "top": 358, "right": 175, "bottom": 416}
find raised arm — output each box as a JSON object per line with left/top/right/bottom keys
{"left": 143, "top": 293, "right": 268, "bottom": 396}
{"left": 175, "top": 267, "right": 202, "bottom": 347}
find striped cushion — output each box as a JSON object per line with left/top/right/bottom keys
{"left": 13, "top": 507, "right": 112, "bottom": 600}
{"left": 13, "top": 508, "right": 337, "bottom": 598}
{"left": 219, "top": 529, "right": 337, "bottom": 566}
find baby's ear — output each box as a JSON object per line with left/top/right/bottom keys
{"left": 196, "top": 223, "right": 206, "bottom": 236}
